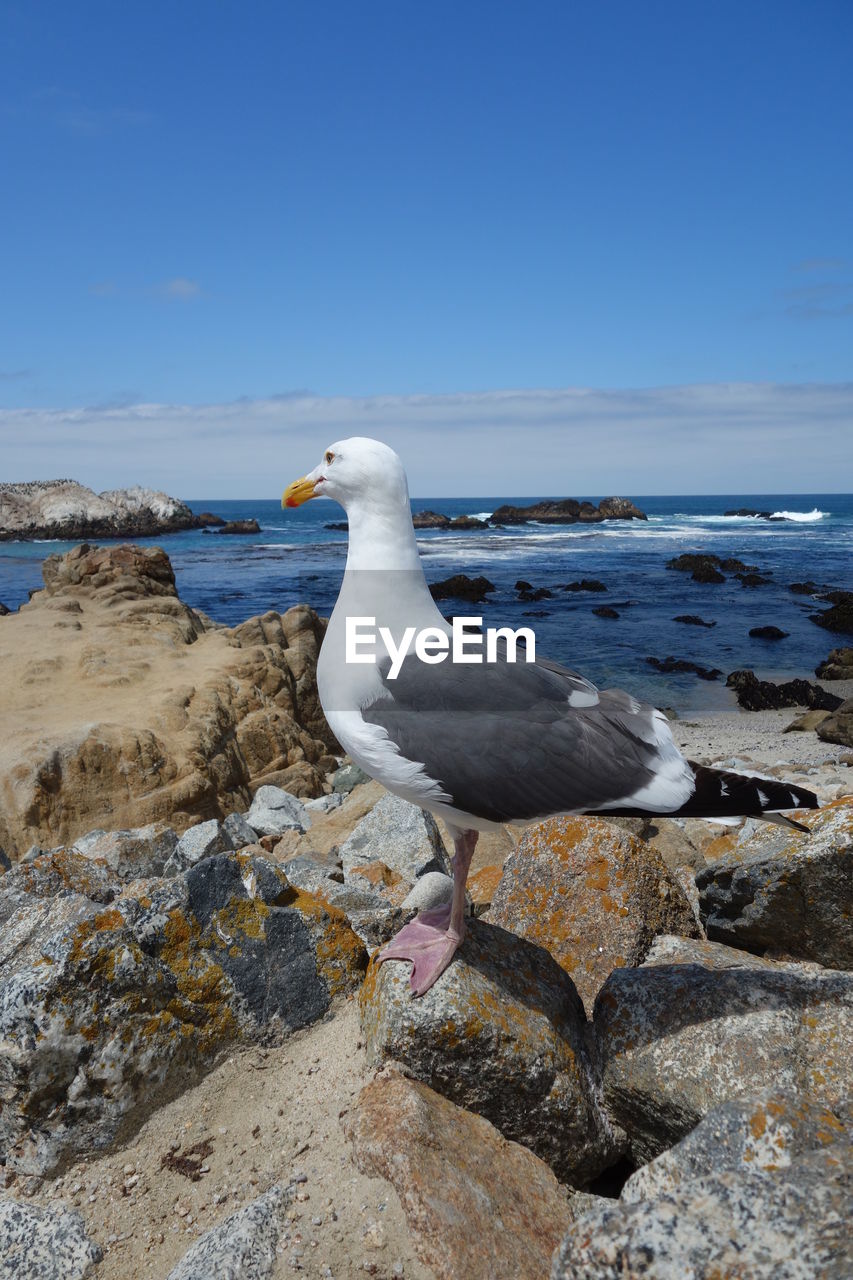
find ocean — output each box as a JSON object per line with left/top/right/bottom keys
{"left": 2, "top": 493, "right": 851, "bottom": 714}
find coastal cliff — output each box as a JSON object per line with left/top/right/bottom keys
{"left": 0, "top": 480, "right": 221, "bottom": 541}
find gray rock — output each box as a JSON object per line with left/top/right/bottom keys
{"left": 331, "top": 763, "right": 369, "bottom": 793}
{"left": 245, "top": 785, "right": 309, "bottom": 837}
{"left": 73, "top": 822, "right": 179, "bottom": 879}
{"left": 281, "top": 856, "right": 401, "bottom": 944}
{"left": 0, "top": 1197, "right": 103, "bottom": 1279}
{"left": 0, "top": 853, "right": 365, "bottom": 1175}
{"left": 697, "top": 801, "right": 853, "bottom": 968}
{"left": 551, "top": 1142, "right": 853, "bottom": 1279}
{"left": 360, "top": 918, "right": 623, "bottom": 1184}
{"left": 0, "top": 849, "right": 118, "bottom": 929}
{"left": 223, "top": 811, "right": 259, "bottom": 849}
{"left": 166, "top": 1185, "right": 288, "bottom": 1280}
{"left": 594, "top": 935, "right": 853, "bottom": 1163}
{"left": 165, "top": 818, "right": 234, "bottom": 874}
{"left": 400, "top": 871, "right": 454, "bottom": 912}
{"left": 340, "top": 792, "right": 450, "bottom": 887}
{"left": 303, "top": 791, "right": 343, "bottom": 813}
{"left": 622, "top": 1090, "right": 852, "bottom": 1203}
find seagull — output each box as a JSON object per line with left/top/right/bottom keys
{"left": 283, "top": 437, "right": 818, "bottom": 996}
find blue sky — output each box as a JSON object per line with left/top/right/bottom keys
{"left": 1, "top": 0, "right": 851, "bottom": 493}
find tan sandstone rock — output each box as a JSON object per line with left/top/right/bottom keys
{"left": 0, "top": 543, "right": 337, "bottom": 857}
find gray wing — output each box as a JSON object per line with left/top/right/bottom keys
{"left": 361, "top": 651, "right": 683, "bottom": 823}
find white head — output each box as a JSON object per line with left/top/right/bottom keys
{"left": 283, "top": 437, "right": 410, "bottom": 513}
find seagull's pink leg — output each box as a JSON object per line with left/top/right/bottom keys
{"left": 377, "top": 827, "right": 478, "bottom": 996}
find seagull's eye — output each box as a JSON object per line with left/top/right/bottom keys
{"left": 324, "top": 451, "right": 335, "bottom": 465}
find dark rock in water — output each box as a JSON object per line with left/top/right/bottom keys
{"left": 449, "top": 514, "right": 488, "bottom": 529}
{"left": 489, "top": 496, "right": 646, "bottom": 524}
{"left": 735, "top": 571, "right": 772, "bottom": 587}
{"left": 817, "top": 698, "right": 853, "bottom": 749}
{"left": 667, "top": 554, "right": 726, "bottom": 583}
{"left": 749, "top": 625, "right": 789, "bottom": 640}
{"left": 218, "top": 518, "right": 260, "bottom": 534}
{"left": 697, "top": 801, "right": 853, "bottom": 968}
{"left": 516, "top": 581, "right": 553, "bottom": 601}
{"left": 0, "top": 480, "right": 218, "bottom": 542}
{"left": 597, "top": 496, "right": 648, "bottom": 521}
{"left": 726, "top": 669, "right": 842, "bottom": 711}
{"left": 719, "top": 557, "right": 758, "bottom": 573}
{"left": 723, "top": 507, "right": 773, "bottom": 518}
{"left": 563, "top": 578, "right": 607, "bottom": 592}
{"left": 552, "top": 1140, "right": 853, "bottom": 1280}
{"left": 412, "top": 510, "right": 451, "bottom": 528}
{"left": 790, "top": 579, "right": 822, "bottom": 595}
{"left": 593, "top": 933, "right": 853, "bottom": 1163}
{"left": 816, "top": 647, "right": 853, "bottom": 680}
{"left": 194, "top": 511, "right": 225, "bottom": 527}
{"left": 359, "top": 917, "right": 622, "bottom": 1184}
{"left": 698, "top": 566, "right": 728, "bottom": 582}
{"left": 593, "top": 605, "right": 620, "bottom": 618}
{"left": 647, "top": 656, "right": 722, "bottom": 680}
{"left": 673, "top": 615, "right": 716, "bottom": 628}
{"left": 324, "top": 520, "right": 349, "bottom": 530}
{"left": 811, "top": 592, "right": 853, "bottom": 635}
{"left": 0, "top": 601, "right": 10, "bottom": 615}
{"left": 429, "top": 573, "right": 495, "bottom": 603}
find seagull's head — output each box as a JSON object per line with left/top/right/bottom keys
{"left": 282, "top": 437, "right": 409, "bottom": 512}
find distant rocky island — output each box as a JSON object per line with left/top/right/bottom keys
{"left": 0, "top": 479, "right": 223, "bottom": 541}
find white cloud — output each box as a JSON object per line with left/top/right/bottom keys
{"left": 1, "top": 382, "right": 851, "bottom": 497}
{"left": 159, "top": 277, "right": 202, "bottom": 300}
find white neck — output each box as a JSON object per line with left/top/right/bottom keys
{"left": 344, "top": 493, "right": 424, "bottom": 573}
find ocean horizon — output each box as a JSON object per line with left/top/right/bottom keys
{"left": 3, "top": 490, "right": 851, "bottom": 715}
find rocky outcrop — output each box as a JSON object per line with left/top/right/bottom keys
{"left": 217, "top": 519, "right": 261, "bottom": 535}
{"left": 0, "top": 480, "right": 213, "bottom": 541}
{"left": 594, "top": 935, "right": 853, "bottom": 1164}
{"left": 563, "top": 579, "right": 607, "bottom": 592}
{"left": 0, "top": 543, "right": 337, "bottom": 856}
{"left": 647, "top": 656, "right": 722, "bottom": 680}
{"left": 811, "top": 590, "right": 853, "bottom": 636}
{"left": 673, "top": 614, "right": 716, "bottom": 627}
{"left": 749, "top": 624, "right": 789, "bottom": 640}
{"left": 696, "top": 800, "right": 853, "bottom": 967}
{"left": 359, "top": 919, "right": 622, "bottom": 1184}
{"left": 345, "top": 1070, "right": 577, "bottom": 1280}
{"left": 488, "top": 816, "right": 699, "bottom": 1014}
{"left": 726, "top": 668, "right": 843, "bottom": 712}
{"left": 490, "top": 497, "right": 646, "bottom": 524}
{"left": 0, "top": 849, "right": 366, "bottom": 1175}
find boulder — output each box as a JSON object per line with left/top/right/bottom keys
{"left": 749, "top": 625, "right": 789, "bottom": 640}
{"left": 621, "top": 1090, "right": 852, "bottom": 1204}
{"left": 811, "top": 593, "right": 853, "bottom": 635}
{"left": 345, "top": 1069, "right": 578, "bottom": 1280}
{"left": 428, "top": 574, "right": 496, "bottom": 603}
{"left": 0, "top": 544, "right": 336, "bottom": 856}
{"left": 597, "top": 497, "right": 647, "bottom": 521}
{"left": 222, "top": 811, "right": 259, "bottom": 849}
{"left": 400, "top": 870, "right": 454, "bottom": 912}
{"left": 489, "top": 816, "right": 699, "bottom": 1014}
{"left": 411, "top": 509, "right": 451, "bottom": 528}
{"left": 72, "top": 823, "right": 179, "bottom": 879}
{"left": 672, "top": 614, "right": 716, "bottom": 627}
{"left": 646, "top": 656, "right": 721, "bottom": 680}
{"left": 816, "top": 647, "right": 853, "bottom": 680}
{"left": 0, "top": 852, "right": 365, "bottom": 1175}
{"left": 245, "top": 784, "right": 309, "bottom": 836}
{"left": 594, "top": 935, "right": 853, "bottom": 1163}
{"left": 0, "top": 1198, "right": 103, "bottom": 1279}
{"left": 359, "top": 918, "right": 623, "bottom": 1184}
{"left": 551, "top": 1142, "right": 852, "bottom": 1280}
{"left": 593, "top": 606, "right": 619, "bottom": 619}
{"left": 217, "top": 519, "right": 260, "bottom": 535}
{"left": 330, "top": 763, "right": 369, "bottom": 793}
{"left": 785, "top": 709, "right": 832, "bottom": 732}
{"left": 166, "top": 1185, "right": 288, "bottom": 1280}
{"left": 0, "top": 849, "right": 119, "bottom": 925}
{"left": 0, "top": 479, "right": 206, "bottom": 542}
{"left": 165, "top": 818, "right": 234, "bottom": 873}
{"left": 563, "top": 579, "right": 608, "bottom": 592}
{"left": 303, "top": 791, "right": 343, "bottom": 813}
{"left": 666, "top": 553, "right": 725, "bottom": 583}
{"left": 818, "top": 698, "right": 853, "bottom": 749}
{"left": 339, "top": 792, "right": 450, "bottom": 888}
{"left": 696, "top": 800, "right": 853, "bottom": 967}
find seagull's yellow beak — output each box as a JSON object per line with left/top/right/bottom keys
{"left": 282, "top": 476, "right": 317, "bottom": 508}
